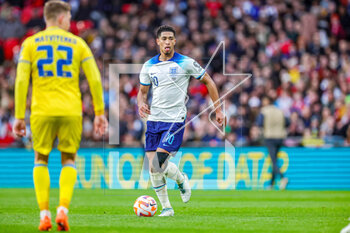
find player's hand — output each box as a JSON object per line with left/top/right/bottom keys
{"left": 12, "top": 119, "right": 26, "bottom": 137}
{"left": 216, "top": 110, "right": 226, "bottom": 127}
{"left": 138, "top": 103, "right": 151, "bottom": 118}
{"left": 94, "top": 115, "right": 108, "bottom": 136}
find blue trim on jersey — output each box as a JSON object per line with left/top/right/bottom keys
{"left": 34, "top": 163, "right": 47, "bottom": 167}
{"left": 147, "top": 54, "right": 161, "bottom": 65}
{"left": 195, "top": 70, "right": 206, "bottom": 79}
{"left": 19, "top": 59, "right": 31, "bottom": 64}
{"left": 146, "top": 52, "right": 187, "bottom": 67}
{"left": 168, "top": 52, "right": 186, "bottom": 63}
{"left": 140, "top": 82, "right": 151, "bottom": 86}
{"left": 81, "top": 56, "right": 93, "bottom": 63}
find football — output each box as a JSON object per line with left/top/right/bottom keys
{"left": 133, "top": 195, "right": 157, "bottom": 217}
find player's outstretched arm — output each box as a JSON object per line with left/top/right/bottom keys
{"left": 137, "top": 85, "right": 151, "bottom": 118}
{"left": 200, "top": 73, "right": 226, "bottom": 126}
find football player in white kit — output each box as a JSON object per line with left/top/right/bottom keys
{"left": 137, "top": 25, "right": 225, "bottom": 216}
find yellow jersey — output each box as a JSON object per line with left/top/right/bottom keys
{"left": 15, "top": 26, "right": 104, "bottom": 118}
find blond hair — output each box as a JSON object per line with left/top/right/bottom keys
{"left": 44, "top": 0, "right": 71, "bottom": 21}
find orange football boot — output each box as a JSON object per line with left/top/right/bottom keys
{"left": 38, "top": 215, "right": 52, "bottom": 231}
{"left": 55, "top": 210, "right": 69, "bottom": 231}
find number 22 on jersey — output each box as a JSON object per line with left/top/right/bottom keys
{"left": 36, "top": 45, "right": 72, "bottom": 78}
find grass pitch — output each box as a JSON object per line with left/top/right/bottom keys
{"left": 0, "top": 189, "right": 349, "bottom": 233}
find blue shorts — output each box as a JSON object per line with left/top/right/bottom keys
{"left": 145, "top": 121, "right": 185, "bottom": 153}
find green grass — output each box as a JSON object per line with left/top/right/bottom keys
{"left": 0, "top": 189, "right": 349, "bottom": 232}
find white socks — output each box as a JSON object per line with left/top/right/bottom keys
{"left": 40, "top": 210, "right": 51, "bottom": 220}
{"left": 150, "top": 171, "right": 172, "bottom": 209}
{"left": 39, "top": 207, "right": 68, "bottom": 220}
{"left": 57, "top": 206, "right": 68, "bottom": 215}
{"left": 150, "top": 161, "right": 184, "bottom": 210}
{"left": 164, "top": 162, "right": 184, "bottom": 184}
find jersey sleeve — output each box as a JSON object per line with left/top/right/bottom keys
{"left": 185, "top": 57, "right": 206, "bottom": 80}
{"left": 18, "top": 37, "right": 32, "bottom": 64}
{"left": 15, "top": 38, "right": 32, "bottom": 119}
{"left": 139, "top": 63, "right": 151, "bottom": 86}
{"left": 79, "top": 38, "right": 94, "bottom": 64}
{"left": 79, "top": 39, "right": 105, "bottom": 115}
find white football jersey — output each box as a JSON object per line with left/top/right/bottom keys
{"left": 139, "top": 52, "right": 205, "bottom": 122}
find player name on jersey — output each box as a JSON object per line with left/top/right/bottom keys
{"left": 34, "top": 35, "right": 77, "bottom": 44}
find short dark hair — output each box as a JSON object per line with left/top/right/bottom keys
{"left": 156, "top": 25, "right": 176, "bottom": 38}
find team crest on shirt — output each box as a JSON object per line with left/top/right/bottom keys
{"left": 169, "top": 67, "right": 178, "bottom": 78}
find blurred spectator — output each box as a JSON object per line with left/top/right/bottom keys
{"left": 0, "top": 115, "right": 15, "bottom": 147}
{"left": 0, "top": 4, "right": 25, "bottom": 40}
{"left": 257, "top": 96, "right": 289, "bottom": 189}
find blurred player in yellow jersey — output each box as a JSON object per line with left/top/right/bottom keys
{"left": 12, "top": 0, "right": 108, "bottom": 231}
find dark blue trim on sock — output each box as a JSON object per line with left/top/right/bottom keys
{"left": 153, "top": 183, "right": 166, "bottom": 190}
{"left": 62, "top": 164, "right": 76, "bottom": 169}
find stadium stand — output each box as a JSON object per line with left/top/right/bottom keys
{"left": 0, "top": 0, "right": 349, "bottom": 148}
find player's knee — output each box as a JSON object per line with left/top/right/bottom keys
{"left": 151, "top": 152, "right": 169, "bottom": 173}
{"left": 61, "top": 152, "right": 76, "bottom": 165}
{"left": 35, "top": 152, "right": 49, "bottom": 164}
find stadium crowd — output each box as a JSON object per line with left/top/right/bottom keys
{"left": 0, "top": 0, "right": 350, "bottom": 148}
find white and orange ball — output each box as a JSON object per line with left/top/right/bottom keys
{"left": 133, "top": 195, "right": 157, "bottom": 217}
